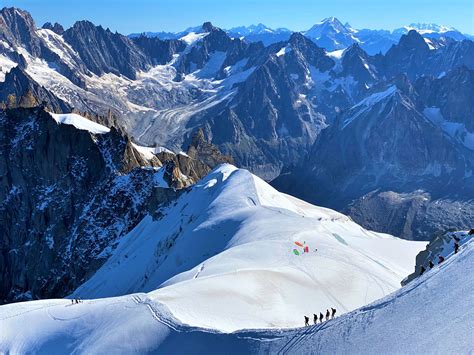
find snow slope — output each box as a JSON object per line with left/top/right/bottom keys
{"left": 70, "top": 164, "right": 424, "bottom": 332}
{"left": 0, "top": 234, "right": 471, "bottom": 354}
{"left": 263, "top": 238, "right": 474, "bottom": 354}
{"left": 49, "top": 112, "right": 110, "bottom": 134}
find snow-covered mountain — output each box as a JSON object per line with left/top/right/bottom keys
{"left": 0, "top": 163, "right": 430, "bottom": 350}
{"left": 227, "top": 24, "right": 292, "bottom": 45}
{"left": 304, "top": 17, "right": 360, "bottom": 51}
{"left": 127, "top": 18, "right": 473, "bottom": 54}
{"left": 71, "top": 164, "right": 424, "bottom": 319}
{"left": 0, "top": 225, "right": 471, "bottom": 353}
{"left": 0, "top": 6, "right": 473, "bottom": 260}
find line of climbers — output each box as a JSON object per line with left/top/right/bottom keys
{"left": 304, "top": 308, "right": 336, "bottom": 326}
{"left": 71, "top": 297, "right": 83, "bottom": 305}
{"left": 419, "top": 233, "right": 469, "bottom": 276}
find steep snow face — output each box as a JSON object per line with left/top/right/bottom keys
{"left": 49, "top": 112, "right": 110, "bottom": 134}
{"left": 0, "top": 235, "right": 470, "bottom": 353}
{"left": 341, "top": 85, "right": 397, "bottom": 128}
{"left": 0, "top": 54, "right": 17, "bottom": 82}
{"left": 179, "top": 31, "right": 209, "bottom": 45}
{"left": 71, "top": 164, "right": 424, "bottom": 332}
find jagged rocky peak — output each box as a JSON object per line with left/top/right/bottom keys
{"left": 0, "top": 7, "right": 42, "bottom": 56}
{"left": 288, "top": 31, "right": 306, "bottom": 44}
{"left": 131, "top": 35, "right": 186, "bottom": 65}
{"left": 62, "top": 20, "right": 149, "bottom": 79}
{"left": 201, "top": 21, "right": 233, "bottom": 49}
{"left": 398, "top": 29, "right": 430, "bottom": 51}
{"left": 186, "top": 128, "right": 234, "bottom": 168}
{"left": 202, "top": 21, "right": 218, "bottom": 33}
{"left": 42, "top": 21, "right": 65, "bottom": 35}
{"left": 285, "top": 31, "right": 334, "bottom": 70}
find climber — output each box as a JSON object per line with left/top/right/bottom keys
{"left": 429, "top": 260, "right": 434, "bottom": 269}
{"left": 313, "top": 313, "right": 318, "bottom": 324}
{"left": 325, "top": 309, "right": 330, "bottom": 321}
{"left": 319, "top": 312, "right": 324, "bottom": 323}
{"left": 454, "top": 241, "right": 459, "bottom": 254}
{"left": 438, "top": 255, "right": 445, "bottom": 264}
{"left": 331, "top": 307, "right": 336, "bottom": 319}
{"left": 304, "top": 316, "right": 310, "bottom": 327}
{"left": 420, "top": 266, "right": 426, "bottom": 275}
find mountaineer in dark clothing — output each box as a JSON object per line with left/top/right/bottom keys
{"left": 438, "top": 255, "right": 445, "bottom": 264}
{"left": 326, "top": 309, "right": 330, "bottom": 321}
{"left": 304, "top": 316, "right": 310, "bottom": 327}
{"left": 429, "top": 260, "right": 434, "bottom": 269}
{"left": 420, "top": 266, "right": 426, "bottom": 275}
{"left": 319, "top": 312, "right": 324, "bottom": 323}
{"left": 331, "top": 308, "right": 336, "bottom": 318}
{"left": 454, "top": 242, "right": 459, "bottom": 254}
{"left": 313, "top": 314, "right": 318, "bottom": 324}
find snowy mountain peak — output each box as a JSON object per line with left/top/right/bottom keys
{"left": 407, "top": 23, "right": 456, "bottom": 33}
{"left": 318, "top": 17, "right": 346, "bottom": 29}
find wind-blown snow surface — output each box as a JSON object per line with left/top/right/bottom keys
{"left": 69, "top": 164, "right": 424, "bottom": 332}
{"left": 49, "top": 112, "right": 110, "bottom": 134}
{"left": 1, "top": 234, "right": 471, "bottom": 354}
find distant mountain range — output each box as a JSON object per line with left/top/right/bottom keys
{"left": 129, "top": 17, "right": 474, "bottom": 54}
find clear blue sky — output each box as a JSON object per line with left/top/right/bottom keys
{"left": 4, "top": 0, "right": 473, "bottom": 34}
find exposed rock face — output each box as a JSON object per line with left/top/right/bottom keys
{"left": 131, "top": 35, "right": 186, "bottom": 65}
{"left": 0, "top": 107, "right": 229, "bottom": 303}
{"left": 383, "top": 30, "right": 474, "bottom": 79}
{"left": 186, "top": 128, "right": 234, "bottom": 169}
{"left": 41, "top": 22, "right": 64, "bottom": 35}
{"left": 0, "top": 7, "right": 44, "bottom": 57}
{"left": 402, "top": 230, "right": 472, "bottom": 285}
{"left": 0, "top": 66, "right": 70, "bottom": 112}
{"left": 62, "top": 21, "right": 150, "bottom": 80}
{"left": 415, "top": 65, "right": 474, "bottom": 131}
{"left": 347, "top": 191, "right": 474, "bottom": 241}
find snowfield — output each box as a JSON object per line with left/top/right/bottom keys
{"left": 70, "top": 164, "right": 425, "bottom": 332}
{"left": 0, "top": 165, "right": 439, "bottom": 353}
{"left": 0, "top": 232, "right": 471, "bottom": 353}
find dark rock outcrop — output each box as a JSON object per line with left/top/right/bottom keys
{"left": 0, "top": 107, "right": 228, "bottom": 303}
{"left": 42, "top": 22, "right": 64, "bottom": 35}
{"left": 0, "top": 66, "right": 70, "bottom": 112}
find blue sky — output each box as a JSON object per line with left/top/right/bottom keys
{"left": 4, "top": 0, "right": 473, "bottom": 34}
